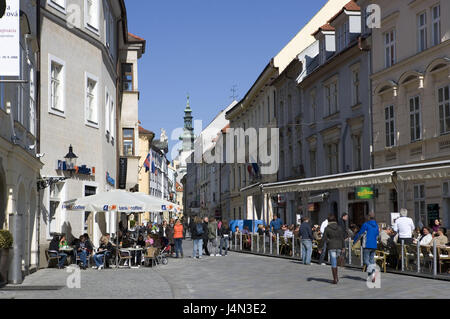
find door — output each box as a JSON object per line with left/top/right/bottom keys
{"left": 350, "top": 202, "right": 368, "bottom": 227}
{"left": 84, "top": 186, "right": 96, "bottom": 239}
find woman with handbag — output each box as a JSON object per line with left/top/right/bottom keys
{"left": 318, "top": 214, "right": 346, "bottom": 284}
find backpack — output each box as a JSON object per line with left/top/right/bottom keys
{"left": 196, "top": 223, "right": 204, "bottom": 236}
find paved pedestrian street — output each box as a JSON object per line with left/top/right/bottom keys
{"left": 0, "top": 239, "right": 449, "bottom": 299}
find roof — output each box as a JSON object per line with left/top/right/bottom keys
{"left": 328, "top": 1, "right": 361, "bottom": 24}
{"left": 128, "top": 32, "right": 145, "bottom": 42}
{"left": 312, "top": 23, "right": 335, "bottom": 36}
{"left": 138, "top": 126, "right": 154, "bottom": 136}
{"left": 127, "top": 32, "right": 146, "bottom": 54}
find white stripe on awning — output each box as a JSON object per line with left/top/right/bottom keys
{"left": 263, "top": 171, "right": 395, "bottom": 194}
{"left": 396, "top": 165, "right": 450, "bottom": 181}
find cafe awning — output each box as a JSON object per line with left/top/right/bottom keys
{"left": 262, "top": 171, "right": 395, "bottom": 194}
{"left": 396, "top": 164, "right": 450, "bottom": 181}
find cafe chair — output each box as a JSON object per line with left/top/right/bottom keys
{"left": 45, "top": 249, "right": 61, "bottom": 268}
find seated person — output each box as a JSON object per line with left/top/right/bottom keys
{"left": 431, "top": 228, "right": 448, "bottom": 247}
{"left": 234, "top": 226, "right": 241, "bottom": 235}
{"left": 242, "top": 226, "right": 250, "bottom": 235}
{"left": 135, "top": 235, "right": 146, "bottom": 266}
{"left": 145, "top": 234, "right": 154, "bottom": 247}
{"left": 94, "top": 236, "right": 113, "bottom": 270}
{"left": 120, "top": 234, "right": 135, "bottom": 265}
{"left": 75, "top": 235, "right": 89, "bottom": 270}
{"left": 414, "top": 227, "right": 433, "bottom": 246}
{"left": 49, "top": 235, "right": 67, "bottom": 269}
{"left": 284, "top": 225, "right": 294, "bottom": 239}
{"left": 59, "top": 235, "right": 68, "bottom": 248}
{"left": 82, "top": 233, "right": 94, "bottom": 254}
{"left": 257, "top": 224, "right": 265, "bottom": 236}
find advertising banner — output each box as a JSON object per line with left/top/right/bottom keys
{"left": 0, "top": 0, "right": 20, "bottom": 76}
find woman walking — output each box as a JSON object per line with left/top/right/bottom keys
{"left": 219, "top": 220, "right": 231, "bottom": 256}
{"left": 173, "top": 219, "right": 184, "bottom": 258}
{"left": 318, "top": 214, "right": 345, "bottom": 284}
{"left": 190, "top": 216, "right": 205, "bottom": 259}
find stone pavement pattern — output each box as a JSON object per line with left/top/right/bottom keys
{"left": 1, "top": 239, "right": 449, "bottom": 299}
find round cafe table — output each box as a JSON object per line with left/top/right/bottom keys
{"left": 122, "top": 247, "right": 145, "bottom": 268}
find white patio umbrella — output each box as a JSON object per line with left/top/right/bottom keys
{"left": 63, "top": 189, "right": 147, "bottom": 266}
{"left": 132, "top": 192, "right": 168, "bottom": 212}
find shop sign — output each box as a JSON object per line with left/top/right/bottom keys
{"left": 0, "top": 0, "right": 20, "bottom": 76}
{"left": 356, "top": 187, "right": 374, "bottom": 200}
{"left": 56, "top": 160, "right": 95, "bottom": 176}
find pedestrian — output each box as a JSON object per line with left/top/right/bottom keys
{"left": 318, "top": 217, "right": 329, "bottom": 265}
{"left": 190, "top": 216, "right": 204, "bottom": 259}
{"left": 168, "top": 218, "right": 175, "bottom": 256}
{"left": 338, "top": 213, "right": 351, "bottom": 238}
{"left": 269, "top": 214, "right": 283, "bottom": 235}
{"left": 202, "top": 217, "right": 210, "bottom": 256}
{"left": 219, "top": 220, "right": 231, "bottom": 256}
{"left": 353, "top": 212, "right": 379, "bottom": 282}
{"left": 299, "top": 217, "right": 314, "bottom": 265}
{"left": 208, "top": 217, "right": 219, "bottom": 256}
{"left": 318, "top": 214, "right": 345, "bottom": 284}
{"left": 173, "top": 219, "right": 184, "bottom": 258}
{"left": 393, "top": 208, "right": 415, "bottom": 245}
{"left": 159, "top": 220, "right": 170, "bottom": 248}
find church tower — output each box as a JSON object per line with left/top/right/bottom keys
{"left": 180, "top": 95, "right": 195, "bottom": 152}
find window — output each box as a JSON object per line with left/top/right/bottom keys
{"left": 409, "top": 96, "right": 422, "bottom": 141}
{"left": 123, "top": 128, "right": 134, "bottom": 156}
{"left": 29, "top": 67, "right": 36, "bottom": 135}
{"left": 85, "top": 75, "right": 98, "bottom": 125}
{"left": 105, "top": 1, "right": 115, "bottom": 57}
{"left": 297, "top": 140, "right": 302, "bottom": 167}
{"left": 384, "top": 30, "right": 396, "bottom": 68}
{"left": 50, "top": 58, "right": 64, "bottom": 114}
{"left": 48, "top": 0, "right": 66, "bottom": 12}
{"left": 122, "top": 63, "right": 133, "bottom": 91}
{"left": 353, "top": 135, "right": 362, "bottom": 171}
{"left": 310, "top": 90, "right": 317, "bottom": 122}
{"left": 324, "top": 80, "right": 338, "bottom": 117}
{"left": 105, "top": 91, "right": 110, "bottom": 135}
{"left": 432, "top": 5, "right": 441, "bottom": 46}
{"left": 414, "top": 185, "right": 426, "bottom": 227}
{"left": 279, "top": 101, "right": 284, "bottom": 126}
{"left": 325, "top": 143, "right": 339, "bottom": 175}
{"left": 385, "top": 105, "right": 395, "bottom": 147}
{"left": 352, "top": 69, "right": 360, "bottom": 105}
{"left": 267, "top": 96, "right": 271, "bottom": 122}
{"left": 417, "top": 12, "right": 427, "bottom": 52}
{"left": 320, "top": 39, "right": 326, "bottom": 64}
{"left": 85, "top": 0, "right": 99, "bottom": 31}
{"left": 438, "top": 85, "right": 450, "bottom": 134}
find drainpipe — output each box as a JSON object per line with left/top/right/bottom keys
{"left": 36, "top": 0, "right": 41, "bottom": 270}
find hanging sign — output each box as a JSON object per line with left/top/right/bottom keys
{"left": 0, "top": 0, "right": 20, "bottom": 76}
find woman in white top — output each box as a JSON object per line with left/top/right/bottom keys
{"left": 416, "top": 227, "right": 433, "bottom": 246}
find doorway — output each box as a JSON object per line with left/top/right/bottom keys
{"left": 84, "top": 186, "right": 96, "bottom": 240}
{"left": 349, "top": 202, "right": 368, "bottom": 227}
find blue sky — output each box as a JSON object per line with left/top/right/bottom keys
{"left": 125, "top": 0, "right": 328, "bottom": 160}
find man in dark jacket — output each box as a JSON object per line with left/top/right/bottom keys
{"left": 202, "top": 217, "right": 210, "bottom": 256}
{"left": 338, "top": 213, "right": 351, "bottom": 238}
{"left": 299, "top": 217, "right": 314, "bottom": 265}
{"left": 319, "top": 214, "right": 345, "bottom": 284}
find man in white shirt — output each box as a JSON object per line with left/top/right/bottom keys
{"left": 393, "top": 208, "right": 415, "bottom": 245}
{"left": 318, "top": 218, "right": 329, "bottom": 265}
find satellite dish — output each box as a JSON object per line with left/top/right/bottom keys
{"left": 0, "top": 0, "right": 6, "bottom": 19}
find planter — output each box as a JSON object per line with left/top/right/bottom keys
{"left": 0, "top": 248, "right": 10, "bottom": 286}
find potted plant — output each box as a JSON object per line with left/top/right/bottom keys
{"left": 0, "top": 229, "right": 13, "bottom": 286}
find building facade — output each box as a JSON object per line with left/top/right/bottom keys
{"left": 0, "top": 0, "right": 41, "bottom": 282}
{"left": 362, "top": 0, "right": 450, "bottom": 228}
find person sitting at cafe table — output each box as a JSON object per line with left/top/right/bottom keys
{"left": 75, "top": 235, "right": 90, "bottom": 270}
{"left": 59, "top": 235, "right": 68, "bottom": 248}
{"left": 413, "top": 227, "right": 433, "bottom": 246}
{"left": 135, "top": 234, "right": 146, "bottom": 266}
{"left": 431, "top": 228, "right": 449, "bottom": 247}
{"left": 49, "top": 235, "right": 67, "bottom": 269}
{"left": 94, "top": 236, "right": 113, "bottom": 270}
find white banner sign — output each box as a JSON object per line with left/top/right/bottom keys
{"left": 0, "top": 0, "right": 20, "bottom": 76}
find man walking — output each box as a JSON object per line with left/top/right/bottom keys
{"left": 208, "top": 217, "right": 219, "bottom": 256}
{"left": 393, "top": 208, "right": 415, "bottom": 245}
{"left": 318, "top": 217, "right": 329, "bottom": 265}
{"left": 353, "top": 212, "right": 379, "bottom": 282}
{"left": 299, "top": 217, "right": 314, "bottom": 265}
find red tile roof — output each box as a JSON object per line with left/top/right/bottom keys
{"left": 138, "top": 126, "right": 154, "bottom": 136}
{"left": 328, "top": 1, "right": 361, "bottom": 24}
{"left": 128, "top": 32, "right": 145, "bottom": 42}
{"left": 312, "top": 23, "right": 335, "bottom": 36}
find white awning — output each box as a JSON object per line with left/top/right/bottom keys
{"left": 396, "top": 165, "right": 450, "bottom": 181}
{"left": 263, "top": 171, "right": 395, "bottom": 194}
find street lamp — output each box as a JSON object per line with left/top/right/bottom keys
{"left": 64, "top": 145, "right": 78, "bottom": 175}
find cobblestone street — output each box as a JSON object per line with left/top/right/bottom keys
{"left": 1, "top": 239, "right": 449, "bottom": 299}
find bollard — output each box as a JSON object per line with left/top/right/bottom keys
{"left": 270, "top": 233, "right": 273, "bottom": 255}
{"left": 360, "top": 245, "right": 363, "bottom": 267}
{"left": 240, "top": 232, "right": 243, "bottom": 251}
{"left": 417, "top": 240, "right": 421, "bottom": 273}
{"left": 257, "top": 234, "right": 259, "bottom": 253}
{"left": 234, "top": 232, "right": 237, "bottom": 251}
{"left": 292, "top": 236, "right": 295, "bottom": 257}
{"left": 433, "top": 240, "right": 437, "bottom": 277}
{"left": 251, "top": 233, "right": 253, "bottom": 252}
{"left": 277, "top": 233, "right": 280, "bottom": 256}
{"left": 401, "top": 240, "right": 405, "bottom": 272}
{"left": 348, "top": 238, "right": 352, "bottom": 265}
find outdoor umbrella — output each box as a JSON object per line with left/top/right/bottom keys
{"left": 63, "top": 189, "right": 147, "bottom": 266}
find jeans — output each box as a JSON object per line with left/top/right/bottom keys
{"left": 220, "top": 237, "right": 229, "bottom": 255}
{"left": 51, "top": 252, "right": 67, "bottom": 268}
{"left": 301, "top": 239, "right": 313, "bottom": 265}
{"left": 174, "top": 238, "right": 183, "bottom": 257}
{"left": 94, "top": 254, "right": 104, "bottom": 267}
{"left": 319, "top": 241, "right": 328, "bottom": 264}
{"left": 77, "top": 250, "right": 87, "bottom": 266}
{"left": 363, "top": 248, "right": 376, "bottom": 274}
{"left": 193, "top": 239, "right": 203, "bottom": 258}
{"left": 209, "top": 238, "right": 217, "bottom": 255}
{"left": 328, "top": 249, "right": 341, "bottom": 268}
